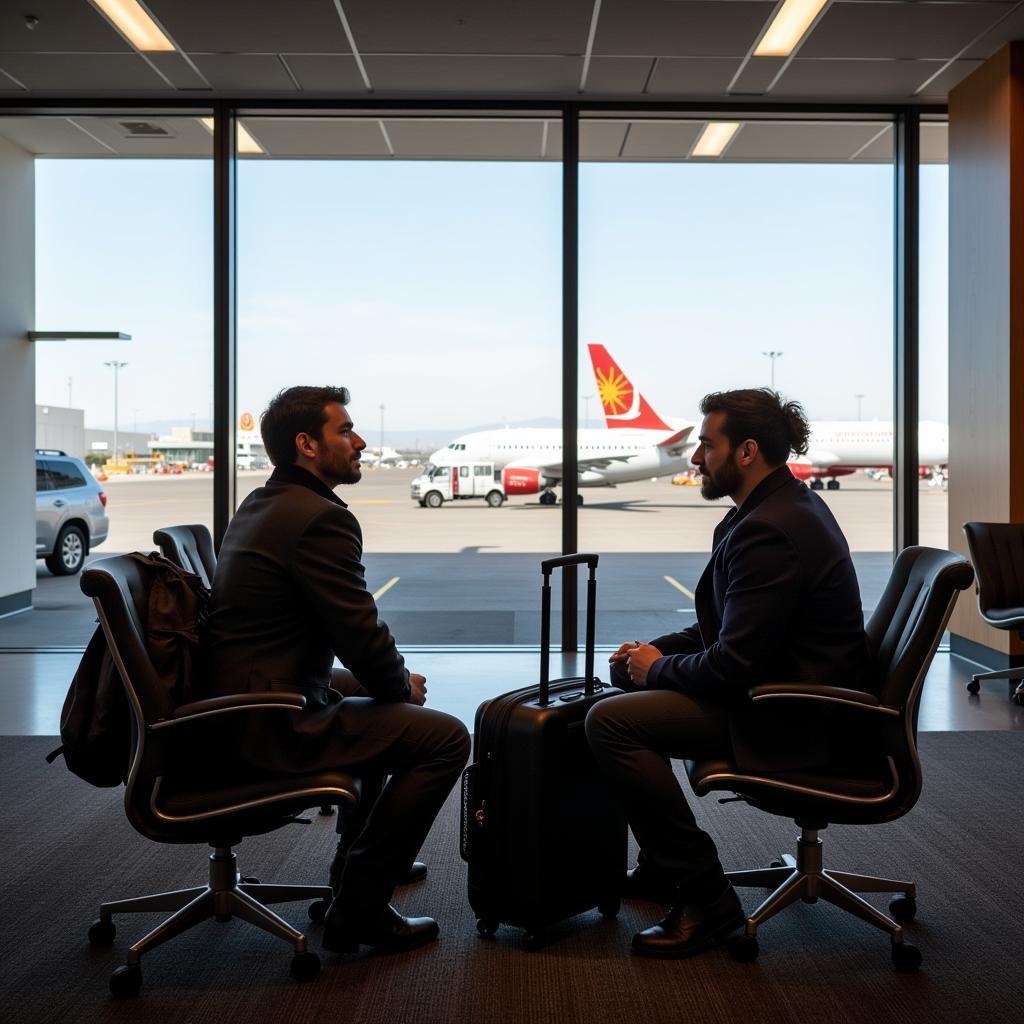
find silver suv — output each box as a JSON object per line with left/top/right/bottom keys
{"left": 35, "top": 450, "right": 109, "bottom": 575}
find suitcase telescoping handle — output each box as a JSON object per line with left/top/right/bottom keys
{"left": 539, "top": 553, "right": 599, "bottom": 706}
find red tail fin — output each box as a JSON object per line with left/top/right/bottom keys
{"left": 587, "top": 344, "right": 672, "bottom": 431}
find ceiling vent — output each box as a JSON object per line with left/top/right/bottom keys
{"left": 117, "top": 119, "right": 176, "bottom": 139}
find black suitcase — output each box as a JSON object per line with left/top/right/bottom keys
{"left": 460, "top": 553, "right": 628, "bottom": 948}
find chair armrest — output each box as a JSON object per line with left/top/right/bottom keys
{"left": 151, "top": 692, "right": 307, "bottom": 730}
{"left": 747, "top": 683, "right": 900, "bottom": 716}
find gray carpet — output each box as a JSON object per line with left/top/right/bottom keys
{"left": 1, "top": 732, "right": 1021, "bottom": 1024}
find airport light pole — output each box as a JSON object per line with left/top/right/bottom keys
{"left": 583, "top": 394, "right": 592, "bottom": 430}
{"left": 762, "top": 351, "right": 783, "bottom": 389}
{"left": 855, "top": 393, "right": 865, "bottom": 420}
{"left": 104, "top": 360, "right": 128, "bottom": 461}
{"left": 379, "top": 404, "right": 385, "bottom": 452}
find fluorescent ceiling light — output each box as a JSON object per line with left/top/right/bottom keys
{"left": 754, "top": 0, "right": 830, "bottom": 58}
{"left": 91, "top": 0, "right": 175, "bottom": 52}
{"left": 692, "top": 122, "right": 740, "bottom": 158}
{"left": 199, "top": 117, "right": 265, "bottom": 155}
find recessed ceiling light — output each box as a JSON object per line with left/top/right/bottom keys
{"left": 754, "top": 0, "right": 830, "bottom": 58}
{"left": 199, "top": 117, "right": 265, "bottom": 155}
{"left": 692, "top": 122, "right": 740, "bottom": 158}
{"left": 90, "top": 0, "right": 175, "bottom": 52}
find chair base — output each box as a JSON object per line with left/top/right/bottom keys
{"left": 96, "top": 844, "right": 332, "bottom": 969}
{"left": 966, "top": 668, "right": 1024, "bottom": 703}
{"left": 727, "top": 827, "right": 915, "bottom": 950}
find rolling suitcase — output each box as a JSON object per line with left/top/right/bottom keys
{"left": 460, "top": 553, "right": 628, "bottom": 949}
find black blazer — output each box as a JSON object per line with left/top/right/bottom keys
{"left": 647, "top": 466, "right": 873, "bottom": 772}
{"left": 202, "top": 464, "right": 409, "bottom": 774}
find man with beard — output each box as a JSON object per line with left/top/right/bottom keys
{"left": 585, "top": 388, "right": 872, "bottom": 959}
{"left": 203, "top": 386, "right": 470, "bottom": 957}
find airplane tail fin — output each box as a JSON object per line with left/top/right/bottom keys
{"left": 587, "top": 344, "right": 673, "bottom": 431}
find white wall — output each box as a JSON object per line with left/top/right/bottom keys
{"left": 0, "top": 136, "right": 35, "bottom": 614}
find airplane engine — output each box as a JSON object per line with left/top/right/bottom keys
{"left": 502, "top": 467, "right": 543, "bottom": 494}
{"left": 787, "top": 460, "right": 814, "bottom": 481}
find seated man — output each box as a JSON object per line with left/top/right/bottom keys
{"left": 585, "top": 388, "right": 872, "bottom": 959}
{"left": 203, "top": 385, "right": 470, "bottom": 956}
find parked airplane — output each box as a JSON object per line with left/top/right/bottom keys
{"left": 426, "top": 348, "right": 695, "bottom": 504}
{"left": 362, "top": 445, "right": 403, "bottom": 467}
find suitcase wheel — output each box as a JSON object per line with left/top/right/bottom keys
{"left": 476, "top": 917, "right": 499, "bottom": 938}
{"left": 598, "top": 898, "right": 621, "bottom": 920}
{"left": 523, "top": 931, "right": 545, "bottom": 952}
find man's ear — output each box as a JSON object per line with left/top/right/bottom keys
{"left": 740, "top": 439, "right": 759, "bottom": 465}
{"left": 295, "top": 431, "right": 319, "bottom": 460}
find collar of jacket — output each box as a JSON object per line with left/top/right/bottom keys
{"left": 269, "top": 463, "right": 348, "bottom": 508}
{"left": 726, "top": 464, "right": 795, "bottom": 529}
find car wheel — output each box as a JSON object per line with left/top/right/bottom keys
{"left": 485, "top": 490, "right": 504, "bottom": 508}
{"left": 424, "top": 491, "right": 444, "bottom": 508}
{"left": 46, "top": 524, "right": 87, "bottom": 575}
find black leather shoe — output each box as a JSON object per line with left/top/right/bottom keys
{"left": 329, "top": 859, "right": 427, "bottom": 896}
{"left": 631, "top": 883, "right": 745, "bottom": 959}
{"left": 622, "top": 863, "right": 680, "bottom": 905}
{"left": 322, "top": 903, "right": 439, "bottom": 955}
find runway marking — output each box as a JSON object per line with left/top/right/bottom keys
{"left": 373, "top": 576, "right": 400, "bottom": 601}
{"left": 664, "top": 575, "right": 696, "bottom": 600}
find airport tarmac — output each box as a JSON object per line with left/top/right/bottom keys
{"left": 11, "top": 467, "right": 951, "bottom": 649}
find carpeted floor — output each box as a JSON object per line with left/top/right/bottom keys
{"left": 1, "top": 732, "right": 1020, "bottom": 1024}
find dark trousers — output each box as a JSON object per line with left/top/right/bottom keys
{"left": 585, "top": 670, "right": 732, "bottom": 896}
{"left": 328, "top": 668, "right": 470, "bottom": 907}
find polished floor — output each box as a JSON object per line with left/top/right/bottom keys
{"left": 1, "top": 647, "right": 1021, "bottom": 736}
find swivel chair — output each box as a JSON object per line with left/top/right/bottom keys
{"left": 685, "top": 546, "right": 974, "bottom": 971}
{"left": 80, "top": 556, "right": 360, "bottom": 997}
{"left": 962, "top": 522, "right": 1024, "bottom": 705}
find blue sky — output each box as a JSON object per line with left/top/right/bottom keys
{"left": 35, "top": 151, "right": 948, "bottom": 434}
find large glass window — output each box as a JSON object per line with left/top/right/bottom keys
{"left": 237, "top": 114, "right": 562, "bottom": 645}
{"left": 579, "top": 116, "right": 896, "bottom": 642}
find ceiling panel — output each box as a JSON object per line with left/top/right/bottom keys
{"left": 646, "top": 57, "right": 743, "bottom": 95}
{"left": 725, "top": 121, "right": 891, "bottom": 161}
{"left": 583, "top": 57, "right": 654, "bottom": 94}
{"left": 594, "top": 1, "right": 775, "bottom": 57}
{"left": 773, "top": 59, "right": 947, "bottom": 98}
{"left": 242, "top": 117, "right": 391, "bottom": 157}
{"left": 0, "top": 0, "right": 131, "bottom": 53}
{"left": 344, "top": 0, "right": 595, "bottom": 54}
{"left": 146, "top": 52, "right": 212, "bottom": 90}
{"left": 0, "top": 69, "right": 27, "bottom": 91}
{"left": 281, "top": 55, "right": 369, "bottom": 92}
{"left": 915, "top": 59, "right": 984, "bottom": 97}
{"left": 365, "top": 55, "right": 581, "bottom": 93}
{"left": 963, "top": 6, "right": 1024, "bottom": 58}
{"left": 145, "top": 0, "right": 351, "bottom": 53}
{"left": 580, "top": 120, "right": 630, "bottom": 159}
{"left": 189, "top": 54, "right": 298, "bottom": 91}
{"left": 852, "top": 126, "right": 894, "bottom": 163}
{"left": 385, "top": 119, "right": 548, "bottom": 159}
{"left": 0, "top": 116, "right": 114, "bottom": 155}
{"left": 0, "top": 53, "right": 171, "bottom": 91}
{"left": 621, "top": 120, "right": 703, "bottom": 159}
{"left": 77, "top": 116, "right": 214, "bottom": 156}
{"left": 920, "top": 121, "right": 948, "bottom": 163}
{"left": 729, "top": 56, "right": 786, "bottom": 95}
{"left": 800, "top": 1, "right": 1012, "bottom": 60}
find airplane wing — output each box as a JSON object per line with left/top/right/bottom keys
{"left": 506, "top": 452, "right": 638, "bottom": 482}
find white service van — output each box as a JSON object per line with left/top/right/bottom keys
{"left": 410, "top": 461, "right": 505, "bottom": 508}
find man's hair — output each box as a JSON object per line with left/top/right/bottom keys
{"left": 260, "top": 385, "right": 351, "bottom": 467}
{"left": 699, "top": 388, "right": 810, "bottom": 466}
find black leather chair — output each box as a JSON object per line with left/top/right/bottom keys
{"left": 962, "top": 522, "right": 1024, "bottom": 705}
{"left": 153, "top": 524, "right": 216, "bottom": 588}
{"left": 685, "top": 546, "right": 974, "bottom": 972}
{"left": 80, "top": 555, "right": 361, "bottom": 997}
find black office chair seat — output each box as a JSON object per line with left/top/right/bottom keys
{"left": 979, "top": 606, "right": 1024, "bottom": 625}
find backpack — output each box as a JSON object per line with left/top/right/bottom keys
{"left": 47, "top": 552, "right": 210, "bottom": 787}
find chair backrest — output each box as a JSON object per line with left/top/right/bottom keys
{"left": 962, "top": 521, "right": 1024, "bottom": 623}
{"left": 154, "top": 524, "right": 217, "bottom": 588}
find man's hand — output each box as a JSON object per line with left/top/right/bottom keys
{"left": 609, "top": 642, "right": 635, "bottom": 666}
{"left": 624, "top": 642, "right": 662, "bottom": 687}
{"left": 408, "top": 672, "right": 427, "bottom": 706}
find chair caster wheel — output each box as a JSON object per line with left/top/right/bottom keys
{"left": 522, "top": 931, "right": 543, "bottom": 951}
{"left": 241, "top": 876, "right": 260, "bottom": 885}
{"left": 476, "top": 917, "right": 498, "bottom": 938}
{"left": 318, "top": 804, "right": 335, "bottom": 816}
{"left": 966, "top": 680, "right": 980, "bottom": 695}
{"left": 88, "top": 918, "right": 116, "bottom": 946}
{"left": 769, "top": 860, "right": 785, "bottom": 868}
{"left": 892, "top": 941, "right": 922, "bottom": 973}
{"left": 109, "top": 964, "right": 142, "bottom": 998}
{"left": 889, "top": 897, "right": 917, "bottom": 923}
{"left": 291, "top": 952, "right": 321, "bottom": 981}
{"left": 729, "top": 934, "right": 759, "bottom": 963}
{"left": 308, "top": 899, "right": 329, "bottom": 924}
{"left": 598, "top": 898, "right": 620, "bottom": 919}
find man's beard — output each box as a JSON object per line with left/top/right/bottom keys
{"left": 699, "top": 452, "right": 741, "bottom": 501}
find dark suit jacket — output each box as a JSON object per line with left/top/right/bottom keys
{"left": 202, "top": 463, "right": 410, "bottom": 774}
{"left": 646, "top": 466, "right": 873, "bottom": 772}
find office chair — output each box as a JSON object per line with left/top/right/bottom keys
{"left": 153, "top": 523, "right": 216, "bottom": 588}
{"left": 80, "top": 556, "right": 361, "bottom": 997}
{"left": 685, "top": 546, "right": 973, "bottom": 972}
{"left": 962, "top": 522, "right": 1024, "bottom": 705}
{"left": 155, "top": 523, "right": 337, "bottom": 815}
